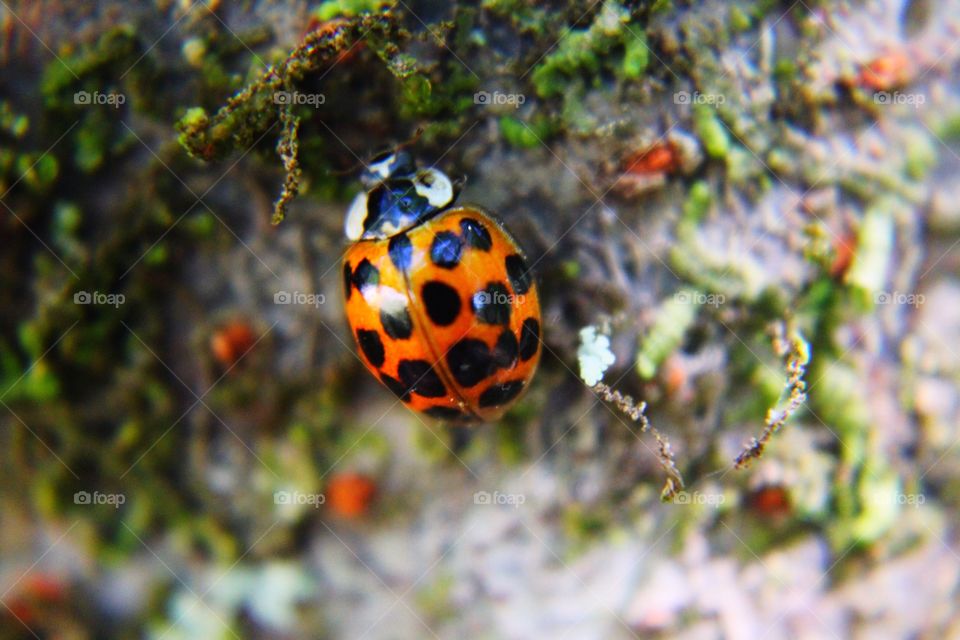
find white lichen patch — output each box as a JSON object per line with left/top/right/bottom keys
{"left": 577, "top": 326, "right": 616, "bottom": 386}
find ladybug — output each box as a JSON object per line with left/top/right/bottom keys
{"left": 342, "top": 150, "right": 541, "bottom": 422}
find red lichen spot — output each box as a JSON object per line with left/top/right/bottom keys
{"left": 4, "top": 573, "right": 67, "bottom": 625}
{"left": 830, "top": 231, "right": 857, "bottom": 279}
{"left": 857, "top": 51, "right": 912, "bottom": 91}
{"left": 748, "top": 484, "right": 791, "bottom": 518}
{"left": 326, "top": 472, "right": 377, "bottom": 519}
{"left": 621, "top": 142, "right": 680, "bottom": 176}
{"left": 662, "top": 354, "right": 688, "bottom": 396}
{"left": 210, "top": 320, "right": 257, "bottom": 368}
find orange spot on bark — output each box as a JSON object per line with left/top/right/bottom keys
{"left": 327, "top": 472, "right": 377, "bottom": 519}
{"left": 858, "top": 51, "right": 911, "bottom": 91}
{"left": 621, "top": 142, "right": 680, "bottom": 176}
{"left": 210, "top": 320, "right": 257, "bottom": 368}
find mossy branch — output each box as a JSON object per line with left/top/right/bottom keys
{"left": 175, "top": 12, "right": 406, "bottom": 224}
{"left": 272, "top": 99, "right": 302, "bottom": 225}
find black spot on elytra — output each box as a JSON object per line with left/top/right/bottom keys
{"left": 505, "top": 254, "right": 532, "bottom": 295}
{"left": 356, "top": 329, "right": 385, "bottom": 368}
{"left": 380, "top": 306, "right": 413, "bottom": 340}
{"left": 343, "top": 262, "right": 352, "bottom": 300}
{"left": 471, "top": 282, "right": 511, "bottom": 326}
{"left": 397, "top": 359, "right": 447, "bottom": 398}
{"left": 424, "top": 405, "right": 468, "bottom": 420}
{"left": 492, "top": 329, "right": 519, "bottom": 369}
{"left": 352, "top": 258, "right": 379, "bottom": 292}
{"left": 421, "top": 281, "right": 461, "bottom": 326}
{"left": 519, "top": 318, "right": 540, "bottom": 361}
{"left": 478, "top": 380, "right": 525, "bottom": 408}
{"left": 446, "top": 338, "right": 494, "bottom": 388}
{"left": 380, "top": 372, "right": 411, "bottom": 402}
{"left": 430, "top": 231, "right": 463, "bottom": 268}
{"left": 388, "top": 233, "right": 412, "bottom": 273}
{"left": 460, "top": 218, "right": 492, "bottom": 251}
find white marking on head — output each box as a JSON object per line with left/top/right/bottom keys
{"left": 345, "top": 192, "right": 368, "bottom": 240}
{"left": 368, "top": 154, "right": 396, "bottom": 181}
{"left": 413, "top": 169, "right": 454, "bottom": 208}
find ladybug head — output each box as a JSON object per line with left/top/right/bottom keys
{"left": 360, "top": 149, "right": 416, "bottom": 187}
{"left": 345, "top": 164, "right": 458, "bottom": 241}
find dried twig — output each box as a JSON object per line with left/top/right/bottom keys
{"left": 734, "top": 321, "right": 810, "bottom": 468}
{"left": 593, "top": 382, "right": 684, "bottom": 501}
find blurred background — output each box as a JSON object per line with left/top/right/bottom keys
{"left": 1, "top": 0, "right": 959, "bottom": 638}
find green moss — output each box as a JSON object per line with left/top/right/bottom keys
{"left": 563, "top": 503, "right": 611, "bottom": 549}
{"left": 481, "top": 0, "right": 549, "bottom": 34}
{"left": 16, "top": 153, "right": 59, "bottom": 190}
{"left": 729, "top": 5, "right": 752, "bottom": 32}
{"left": 531, "top": 2, "right": 632, "bottom": 98}
{"left": 561, "top": 259, "right": 582, "bottom": 279}
{"left": 415, "top": 575, "right": 456, "bottom": 625}
{"left": 693, "top": 104, "right": 730, "bottom": 159}
{"left": 314, "top": 0, "right": 393, "bottom": 21}
{"left": 495, "top": 398, "right": 537, "bottom": 463}
{"left": 681, "top": 180, "right": 712, "bottom": 225}
{"left": 815, "top": 363, "right": 901, "bottom": 551}
{"left": 904, "top": 130, "right": 937, "bottom": 180}
{"left": 844, "top": 197, "right": 897, "bottom": 310}
{"left": 636, "top": 290, "right": 700, "bottom": 379}
{"left": 0, "top": 101, "right": 29, "bottom": 138}
{"left": 499, "top": 115, "right": 554, "bottom": 148}
{"left": 622, "top": 34, "right": 650, "bottom": 79}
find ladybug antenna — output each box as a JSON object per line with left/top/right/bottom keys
{"left": 452, "top": 174, "right": 467, "bottom": 199}
{"left": 330, "top": 161, "right": 364, "bottom": 177}
{"left": 397, "top": 127, "right": 425, "bottom": 150}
